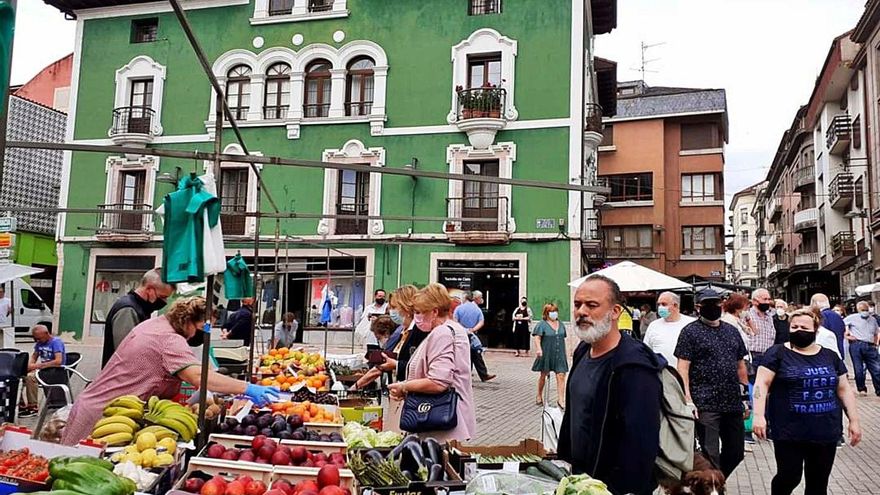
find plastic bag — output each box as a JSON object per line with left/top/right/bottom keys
{"left": 542, "top": 405, "right": 564, "bottom": 453}
{"left": 465, "top": 472, "right": 558, "bottom": 495}
{"left": 38, "top": 404, "right": 71, "bottom": 443}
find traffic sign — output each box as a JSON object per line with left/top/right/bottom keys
{"left": 0, "top": 217, "right": 14, "bottom": 233}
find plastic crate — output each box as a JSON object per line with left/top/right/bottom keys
{"left": 173, "top": 382, "right": 197, "bottom": 406}
{"left": 0, "top": 377, "right": 21, "bottom": 424}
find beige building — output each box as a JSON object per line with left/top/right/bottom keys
{"left": 728, "top": 183, "right": 762, "bottom": 288}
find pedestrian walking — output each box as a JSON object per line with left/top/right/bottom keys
{"left": 531, "top": 303, "right": 567, "bottom": 408}
{"left": 843, "top": 300, "right": 880, "bottom": 396}
{"left": 101, "top": 268, "right": 175, "bottom": 367}
{"left": 512, "top": 297, "right": 533, "bottom": 357}
{"left": 453, "top": 290, "right": 496, "bottom": 382}
{"left": 752, "top": 309, "right": 862, "bottom": 495}
{"left": 643, "top": 291, "right": 695, "bottom": 368}
{"left": 743, "top": 288, "right": 776, "bottom": 370}
{"left": 222, "top": 298, "right": 255, "bottom": 346}
{"left": 640, "top": 304, "right": 658, "bottom": 330}
{"left": 811, "top": 293, "right": 846, "bottom": 359}
{"left": 19, "top": 325, "right": 66, "bottom": 418}
{"left": 0, "top": 285, "right": 11, "bottom": 328}
{"left": 631, "top": 305, "right": 642, "bottom": 339}
{"left": 675, "top": 288, "right": 750, "bottom": 477}
{"left": 558, "top": 275, "right": 662, "bottom": 495}
{"left": 773, "top": 299, "right": 791, "bottom": 345}
{"left": 719, "top": 292, "right": 756, "bottom": 451}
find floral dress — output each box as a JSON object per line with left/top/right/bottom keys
{"left": 531, "top": 320, "right": 569, "bottom": 373}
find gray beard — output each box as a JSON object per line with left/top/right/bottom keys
{"left": 575, "top": 312, "right": 614, "bottom": 343}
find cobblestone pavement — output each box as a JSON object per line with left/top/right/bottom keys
{"left": 472, "top": 350, "right": 880, "bottom": 494}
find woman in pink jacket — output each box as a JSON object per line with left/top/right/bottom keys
{"left": 388, "top": 283, "right": 476, "bottom": 442}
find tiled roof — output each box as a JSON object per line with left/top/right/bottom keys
{"left": 615, "top": 86, "right": 728, "bottom": 120}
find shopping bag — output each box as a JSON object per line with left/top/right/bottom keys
{"left": 542, "top": 405, "right": 564, "bottom": 453}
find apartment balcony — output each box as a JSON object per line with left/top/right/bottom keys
{"left": 825, "top": 114, "right": 852, "bottom": 155}
{"left": 831, "top": 231, "right": 856, "bottom": 258}
{"left": 793, "top": 207, "right": 818, "bottom": 233}
{"left": 793, "top": 166, "right": 815, "bottom": 192}
{"left": 454, "top": 87, "right": 508, "bottom": 149}
{"left": 768, "top": 197, "right": 782, "bottom": 222}
{"left": 767, "top": 259, "right": 790, "bottom": 278}
{"left": 584, "top": 103, "right": 604, "bottom": 152}
{"left": 445, "top": 196, "right": 510, "bottom": 245}
{"left": 828, "top": 172, "right": 855, "bottom": 210}
{"left": 96, "top": 203, "right": 152, "bottom": 242}
{"left": 794, "top": 252, "right": 819, "bottom": 268}
{"left": 580, "top": 217, "right": 604, "bottom": 260}
{"left": 109, "top": 106, "right": 158, "bottom": 146}
{"left": 769, "top": 231, "right": 783, "bottom": 253}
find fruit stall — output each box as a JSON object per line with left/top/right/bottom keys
{"left": 0, "top": 348, "right": 614, "bottom": 495}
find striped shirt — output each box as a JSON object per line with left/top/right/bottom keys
{"left": 746, "top": 306, "right": 776, "bottom": 353}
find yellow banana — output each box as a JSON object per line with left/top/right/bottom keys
{"left": 103, "top": 407, "right": 143, "bottom": 420}
{"left": 164, "top": 413, "right": 196, "bottom": 440}
{"left": 154, "top": 417, "right": 193, "bottom": 442}
{"left": 92, "top": 422, "right": 134, "bottom": 438}
{"left": 94, "top": 431, "right": 133, "bottom": 446}
{"left": 165, "top": 410, "right": 197, "bottom": 435}
{"left": 135, "top": 425, "right": 178, "bottom": 441}
{"left": 94, "top": 415, "right": 139, "bottom": 431}
{"left": 109, "top": 396, "right": 144, "bottom": 411}
{"left": 148, "top": 396, "right": 158, "bottom": 412}
{"left": 152, "top": 399, "right": 178, "bottom": 416}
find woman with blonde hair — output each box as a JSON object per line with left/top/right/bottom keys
{"left": 61, "top": 296, "right": 279, "bottom": 445}
{"left": 388, "top": 283, "right": 476, "bottom": 441}
{"left": 531, "top": 303, "right": 568, "bottom": 408}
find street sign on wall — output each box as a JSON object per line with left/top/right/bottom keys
{"left": 0, "top": 217, "right": 15, "bottom": 233}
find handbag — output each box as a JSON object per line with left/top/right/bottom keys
{"left": 400, "top": 325, "right": 460, "bottom": 432}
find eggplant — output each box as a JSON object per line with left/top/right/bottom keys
{"left": 399, "top": 441, "right": 426, "bottom": 475}
{"left": 428, "top": 463, "right": 445, "bottom": 482}
{"left": 389, "top": 434, "right": 420, "bottom": 460}
{"left": 402, "top": 470, "right": 415, "bottom": 481}
{"left": 364, "top": 449, "right": 385, "bottom": 465}
{"left": 423, "top": 438, "right": 443, "bottom": 466}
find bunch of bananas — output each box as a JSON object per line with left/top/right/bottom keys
{"left": 134, "top": 425, "right": 178, "bottom": 442}
{"left": 92, "top": 395, "right": 146, "bottom": 446}
{"left": 144, "top": 397, "right": 197, "bottom": 442}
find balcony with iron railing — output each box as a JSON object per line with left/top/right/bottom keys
{"left": 831, "top": 231, "right": 856, "bottom": 259}
{"left": 454, "top": 86, "right": 508, "bottom": 149}
{"left": 829, "top": 172, "right": 855, "bottom": 209}
{"left": 581, "top": 217, "right": 603, "bottom": 260}
{"left": 109, "top": 106, "right": 157, "bottom": 145}
{"left": 825, "top": 114, "right": 852, "bottom": 154}
{"left": 445, "top": 196, "right": 510, "bottom": 245}
{"left": 96, "top": 203, "right": 152, "bottom": 241}
{"left": 794, "top": 252, "right": 819, "bottom": 268}
{"left": 769, "top": 231, "right": 784, "bottom": 252}
{"left": 793, "top": 207, "right": 818, "bottom": 233}
{"left": 584, "top": 103, "right": 604, "bottom": 152}
{"left": 308, "top": 0, "right": 333, "bottom": 12}
{"left": 793, "top": 166, "right": 815, "bottom": 191}
{"left": 768, "top": 197, "right": 782, "bottom": 221}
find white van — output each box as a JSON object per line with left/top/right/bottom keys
{"left": 6, "top": 278, "right": 53, "bottom": 342}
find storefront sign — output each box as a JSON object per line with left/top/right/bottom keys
{"left": 0, "top": 233, "right": 15, "bottom": 249}
{"left": 710, "top": 270, "right": 722, "bottom": 277}
{"left": 0, "top": 217, "right": 16, "bottom": 233}
{"left": 536, "top": 218, "right": 556, "bottom": 229}
{"left": 439, "top": 272, "right": 474, "bottom": 290}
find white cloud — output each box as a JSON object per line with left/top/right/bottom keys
{"left": 11, "top": 2, "right": 75, "bottom": 86}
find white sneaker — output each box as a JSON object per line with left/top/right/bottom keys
{"left": 744, "top": 442, "right": 753, "bottom": 453}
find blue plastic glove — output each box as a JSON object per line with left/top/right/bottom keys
{"left": 245, "top": 383, "right": 280, "bottom": 406}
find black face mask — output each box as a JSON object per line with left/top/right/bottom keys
{"left": 757, "top": 303, "right": 771, "bottom": 312}
{"left": 151, "top": 298, "right": 168, "bottom": 312}
{"left": 789, "top": 330, "right": 816, "bottom": 349}
{"left": 188, "top": 328, "right": 206, "bottom": 347}
{"left": 699, "top": 304, "right": 722, "bottom": 321}
{"left": 375, "top": 298, "right": 386, "bottom": 306}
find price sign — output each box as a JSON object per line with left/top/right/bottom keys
{"left": 0, "top": 233, "right": 15, "bottom": 249}
{"left": 0, "top": 217, "right": 16, "bottom": 233}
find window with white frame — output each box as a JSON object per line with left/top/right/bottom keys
{"left": 263, "top": 63, "right": 291, "bottom": 119}
{"left": 210, "top": 144, "right": 262, "bottom": 236}
{"left": 318, "top": 140, "right": 385, "bottom": 236}
{"left": 682, "top": 226, "right": 723, "bottom": 255}
{"left": 740, "top": 207, "right": 748, "bottom": 224}
{"left": 681, "top": 173, "right": 722, "bottom": 202}
{"left": 226, "top": 65, "right": 252, "bottom": 120}
{"left": 304, "top": 59, "right": 332, "bottom": 118}
{"left": 448, "top": 29, "right": 518, "bottom": 124}
{"left": 252, "top": 0, "right": 348, "bottom": 24}
{"left": 741, "top": 253, "right": 749, "bottom": 270}
{"left": 446, "top": 142, "right": 516, "bottom": 234}
{"left": 102, "top": 156, "right": 159, "bottom": 234}
{"left": 346, "top": 57, "right": 374, "bottom": 117}
{"left": 112, "top": 55, "right": 166, "bottom": 137}
{"left": 740, "top": 231, "right": 748, "bottom": 247}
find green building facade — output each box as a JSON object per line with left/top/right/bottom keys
{"left": 48, "top": 0, "right": 613, "bottom": 345}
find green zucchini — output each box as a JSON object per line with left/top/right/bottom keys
{"left": 526, "top": 466, "right": 555, "bottom": 481}
{"left": 536, "top": 459, "right": 567, "bottom": 481}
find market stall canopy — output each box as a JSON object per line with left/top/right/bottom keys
{"left": 0, "top": 264, "right": 42, "bottom": 285}
{"left": 568, "top": 261, "right": 692, "bottom": 292}
{"left": 855, "top": 283, "right": 879, "bottom": 297}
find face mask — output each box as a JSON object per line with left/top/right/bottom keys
{"left": 152, "top": 298, "right": 168, "bottom": 312}
{"left": 389, "top": 309, "right": 404, "bottom": 325}
{"left": 188, "top": 323, "right": 206, "bottom": 347}
{"left": 789, "top": 330, "right": 816, "bottom": 349}
{"left": 375, "top": 298, "right": 386, "bottom": 306}
{"left": 699, "top": 304, "right": 722, "bottom": 322}
{"left": 413, "top": 314, "right": 433, "bottom": 332}
{"left": 861, "top": 311, "right": 870, "bottom": 319}
{"left": 757, "top": 303, "right": 771, "bottom": 312}
{"left": 575, "top": 311, "right": 613, "bottom": 343}
{"left": 657, "top": 306, "right": 671, "bottom": 319}
{"left": 776, "top": 308, "right": 786, "bottom": 317}
{"left": 548, "top": 311, "right": 559, "bottom": 321}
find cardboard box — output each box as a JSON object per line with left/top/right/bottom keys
{"left": 166, "top": 457, "right": 273, "bottom": 495}
{"left": 207, "top": 433, "right": 346, "bottom": 455}
{"left": 0, "top": 426, "right": 104, "bottom": 495}
{"left": 357, "top": 461, "right": 464, "bottom": 495}
{"left": 448, "top": 439, "right": 547, "bottom": 475}
{"left": 340, "top": 405, "right": 383, "bottom": 430}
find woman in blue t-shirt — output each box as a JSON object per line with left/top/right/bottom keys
{"left": 753, "top": 309, "right": 862, "bottom": 495}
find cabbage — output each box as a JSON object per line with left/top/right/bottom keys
{"left": 376, "top": 430, "right": 404, "bottom": 447}
{"left": 555, "top": 475, "right": 612, "bottom": 495}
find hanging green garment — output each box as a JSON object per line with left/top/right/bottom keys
{"left": 162, "top": 176, "right": 220, "bottom": 284}
{"left": 224, "top": 253, "right": 254, "bottom": 299}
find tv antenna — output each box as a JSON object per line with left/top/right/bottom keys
{"left": 631, "top": 41, "right": 666, "bottom": 81}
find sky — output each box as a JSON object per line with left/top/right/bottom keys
{"left": 12, "top": 0, "right": 870, "bottom": 202}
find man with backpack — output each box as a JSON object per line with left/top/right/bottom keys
{"left": 558, "top": 275, "right": 665, "bottom": 495}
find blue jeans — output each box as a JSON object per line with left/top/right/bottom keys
{"left": 849, "top": 340, "right": 880, "bottom": 395}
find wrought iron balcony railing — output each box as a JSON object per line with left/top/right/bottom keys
{"left": 97, "top": 203, "right": 152, "bottom": 235}
{"left": 455, "top": 87, "right": 506, "bottom": 121}
{"left": 831, "top": 231, "right": 856, "bottom": 258}
{"left": 110, "top": 106, "right": 155, "bottom": 136}
{"left": 446, "top": 196, "right": 509, "bottom": 232}
{"left": 825, "top": 114, "right": 852, "bottom": 154}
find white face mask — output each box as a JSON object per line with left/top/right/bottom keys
{"left": 776, "top": 308, "right": 786, "bottom": 317}
{"left": 575, "top": 311, "right": 613, "bottom": 343}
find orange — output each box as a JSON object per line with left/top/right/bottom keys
{"left": 269, "top": 349, "right": 279, "bottom": 356}
{"left": 261, "top": 378, "right": 273, "bottom": 386}
{"left": 309, "top": 404, "right": 319, "bottom": 416}
{"left": 302, "top": 411, "right": 311, "bottom": 422}
{"left": 280, "top": 382, "right": 291, "bottom": 391}
{"left": 278, "top": 347, "right": 289, "bottom": 354}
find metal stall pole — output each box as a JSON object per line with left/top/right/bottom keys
{"left": 324, "top": 247, "right": 332, "bottom": 358}
{"left": 246, "top": 188, "right": 262, "bottom": 379}
{"left": 270, "top": 219, "right": 280, "bottom": 349}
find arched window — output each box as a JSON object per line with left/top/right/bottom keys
{"left": 345, "top": 57, "right": 374, "bottom": 117}
{"left": 263, "top": 63, "right": 291, "bottom": 120}
{"left": 225, "top": 65, "right": 252, "bottom": 120}
{"left": 304, "top": 59, "right": 332, "bottom": 118}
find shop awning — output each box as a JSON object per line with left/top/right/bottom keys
{"left": 568, "top": 261, "right": 692, "bottom": 292}
{"left": 0, "top": 263, "right": 43, "bottom": 285}
{"left": 855, "top": 283, "right": 879, "bottom": 296}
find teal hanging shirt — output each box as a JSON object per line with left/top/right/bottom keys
{"left": 224, "top": 254, "right": 254, "bottom": 299}
{"left": 162, "top": 176, "right": 220, "bottom": 284}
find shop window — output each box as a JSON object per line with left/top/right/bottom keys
{"left": 221, "top": 168, "right": 249, "bottom": 235}
{"left": 601, "top": 173, "right": 653, "bottom": 202}
{"left": 226, "top": 65, "right": 252, "bottom": 120}
{"left": 345, "top": 57, "right": 375, "bottom": 117}
{"left": 304, "top": 59, "right": 332, "bottom": 118}
{"left": 264, "top": 63, "right": 291, "bottom": 120}
{"left": 469, "top": 0, "right": 502, "bottom": 15}
{"left": 681, "top": 122, "right": 720, "bottom": 150}
{"left": 131, "top": 18, "right": 158, "bottom": 44}
{"left": 91, "top": 256, "right": 157, "bottom": 324}
{"left": 682, "top": 226, "right": 723, "bottom": 255}
{"left": 603, "top": 226, "right": 653, "bottom": 257}
{"left": 681, "top": 173, "right": 722, "bottom": 202}
{"left": 335, "top": 169, "right": 369, "bottom": 235}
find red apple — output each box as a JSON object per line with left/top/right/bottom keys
{"left": 317, "top": 465, "right": 340, "bottom": 488}
{"left": 314, "top": 460, "right": 327, "bottom": 468}
{"left": 302, "top": 459, "right": 315, "bottom": 468}
{"left": 245, "top": 480, "right": 267, "bottom": 495}
{"left": 252, "top": 435, "right": 268, "bottom": 451}
{"left": 238, "top": 476, "right": 254, "bottom": 487}
{"left": 221, "top": 449, "right": 239, "bottom": 461}
{"left": 239, "top": 451, "right": 256, "bottom": 463}
{"left": 300, "top": 491, "right": 319, "bottom": 495}
{"left": 184, "top": 478, "right": 205, "bottom": 493}
{"left": 200, "top": 480, "right": 225, "bottom": 495}
{"left": 206, "top": 444, "right": 226, "bottom": 459}
{"left": 226, "top": 480, "right": 246, "bottom": 495}
{"left": 315, "top": 453, "right": 327, "bottom": 462}
{"left": 296, "top": 480, "right": 319, "bottom": 494}
{"left": 271, "top": 450, "right": 291, "bottom": 466}
{"left": 258, "top": 444, "right": 276, "bottom": 461}
{"left": 255, "top": 457, "right": 269, "bottom": 464}
{"left": 271, "top": 480, "right": 291, "bottom": 493}
{"left": 265, "top": 490, "right": 286, "bottom": 495}
{"left": 290, "top": 446, "right": 308, "bottom": 465}
{"left": 318, "top": 487, "right": 345, "bottom": 495}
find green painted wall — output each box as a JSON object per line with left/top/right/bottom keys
{"left": 59, "top": 244, "right": 88, "bottom": 335}
{"left": 14, "top": 232, "right": 58, "bottom": 267}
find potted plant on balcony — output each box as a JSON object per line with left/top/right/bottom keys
{"left": 483, "top": 82, "right": 502, "bottom": 118}
{"left": 456, "top": 85, "right": 474, "bottom": 119}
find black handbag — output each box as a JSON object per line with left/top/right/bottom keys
{"left": 399, "top": 326, "right": 460, "bottom": 432}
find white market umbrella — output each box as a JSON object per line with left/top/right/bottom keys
{"left": 568, "top": 261, "right": 692, "bottom": 292}
{"left": 855, "top": 283, "right": 879, "bottom": 297}
{"left": 0, "top": 263, "right": 42, "bottom": 285}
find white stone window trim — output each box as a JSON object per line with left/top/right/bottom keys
{"left": 447, "top": 28, "right": 519, "bottom": 125}
{"left": 207, "top": 41, "right": 388, "bottom": 139}
{"left": 445, "top": 142, "right": 517, "bottom": 233}
{"left": 251, "top": 0, "right": 348, "bottom": 25}
{"left": 103, "top": 155, "right": 160, "bottom": 232}
{"left": 111, "top": 55, "right": 166, "bottom": 137}
{"left": 318, "top": 139, "right": 385, "bottom": 237}
{"left": 201, "top": 143, "right": 264, "bottom": 236}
